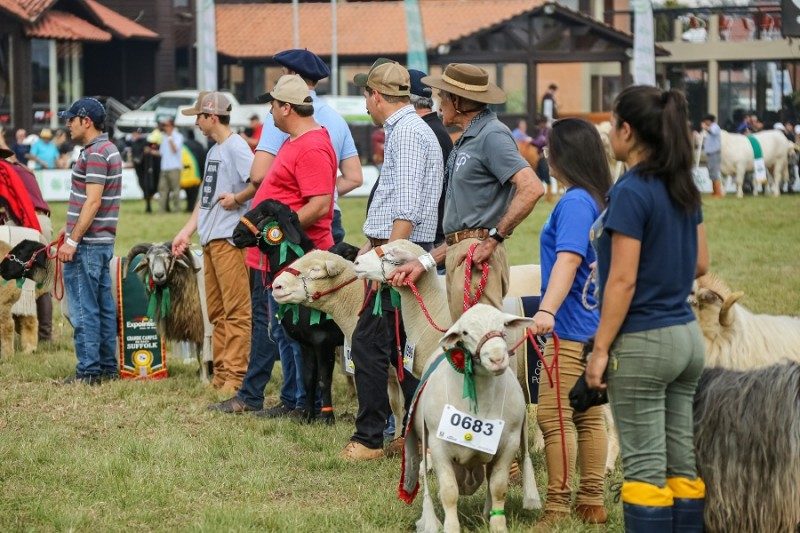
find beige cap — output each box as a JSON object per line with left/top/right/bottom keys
{"left": 39, "top": 128, "right": 53, "bottom": 140}
{"left": 181, "top": 91, "right": 233, "bottom": 116}
{"left": 256, "top": 75, "right": 313, "bottom": 106}
{"left": 354, "top": 61, "right": 410, "bottom": 97}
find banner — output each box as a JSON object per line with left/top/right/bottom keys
{"left": 117, "top": 256, "right": 167, "bottom": 380}
{"left": 782, "top": 0, "right": 800, "bottom": 37}
{"left": 35, "top": 167, "right": 141, "bottom": 202}
{"left": 404, "top": 0, "right": 428, "bottom": 72}
{"left": 631, "top": 0, "right": 656, "bottom": 86}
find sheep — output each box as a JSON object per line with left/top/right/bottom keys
{"left": 125, "top": 242, "right": 213, "bottom": 382}
{"left": 690, "top": 272, "right": 800, "bottom": 369}
{"left": 231, "top": 199, "right": 350, "bottom": 424}
{"left": 270, "top": 250, "right": 412, "bottom": 438}
{"left": 0, "top": 238, "right": 58, "bottom": 358}
{"left": 398, "top": 304, "right": 540, "bottom": 533}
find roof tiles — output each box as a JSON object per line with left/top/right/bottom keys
{"left": 82, "top": 0, "right": 159, "bottom": 40}
{"left": 25, "top": 9, "right": 111, "bottom": 41}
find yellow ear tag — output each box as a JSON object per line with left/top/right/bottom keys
{"left": 266, "top": 227, "right": 283, "bottom": 244}
{"left": 464, "top": 432, "right": 473, "bottom": 442}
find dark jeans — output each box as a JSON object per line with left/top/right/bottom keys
{"left": 351, "top": 285, "right": 420, "bottom": 449}
{"left": 238, "top": 269, "right": 318, "bottom": 410}
{"left": 62, "top": 244, "right": 117, "bottom": 377}
{"left": 332, "top": 209, "right": 345, "bottom": 244}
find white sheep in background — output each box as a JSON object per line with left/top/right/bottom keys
{"left": 691, "top": 272, "right": 800, "bottom": 368}
{"left": 399, "top": 304, "right": 539, "bottom": 533}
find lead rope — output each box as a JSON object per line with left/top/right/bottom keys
{"left": 48, "top": 235, "right": 64, "bottom": 301}
{"left": 463, "top": 242, "right": 490, "bottom": 312}
{"left": 404, "top": 280, "right": 448, "bottom": 333}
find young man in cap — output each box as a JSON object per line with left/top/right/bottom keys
{"left": 340, "top": 60, "right": 443, "bottom": 461}
{"left": 408, "top": 68, "right": 453, "bottom": 248}
{"left": 57, "top": 97, "right": 122, "bottom": 384}
{"left": 214, "top": 48, "right": 362, "bottom": 418}
{"left": 210, "top": 75, "right": 337, "bottom": 416}
{"left": 154, "top": 118, "right": 184, "bottom": 212}
{"left": 172, "top": 92, "right": 253, "bottom": 394}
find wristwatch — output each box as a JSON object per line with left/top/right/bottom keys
{"left": 488, "top": 227, "right": 505, "bottom": 243}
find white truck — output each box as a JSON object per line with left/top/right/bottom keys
{"left": 113, "top": 89, "right": 263, "bottom": 139}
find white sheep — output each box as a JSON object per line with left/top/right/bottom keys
{"left": 691, "top": 272, "right": 800, "bottom": 368}
{"left": 399, "top": 304, "right": 540, "bottom": 533}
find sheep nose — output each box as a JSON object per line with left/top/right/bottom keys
{"left": 272, "top": 282, "right": 283, "bottom": 290}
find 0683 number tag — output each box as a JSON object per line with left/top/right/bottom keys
{"left": 436, "top": 404, "right": 505, "bottom": 455}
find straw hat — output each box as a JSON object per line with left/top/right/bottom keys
{"left": 422, "top": 63, "right": 506, "bottom": 105}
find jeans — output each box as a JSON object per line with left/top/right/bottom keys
{"left": 62, "top": 244, "right": 117, "bottom": 377}
{"left": 237, "top": 270, "right": 281, "bottom": 409}
{"left": 607, "top": 322, "right": 705, "bottom": 487}
{"left": 332, "top": 209, "right": 345, "bottom": 244}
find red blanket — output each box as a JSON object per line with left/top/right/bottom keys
{"left": 0, "top": 161, "right": 41, "bottom": 231}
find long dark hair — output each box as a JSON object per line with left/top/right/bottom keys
{"left": 613, "top": 85, "right": 700, "bottom": 212}
{"left": 547, "top": 118, "right": 613, "bottom": 208}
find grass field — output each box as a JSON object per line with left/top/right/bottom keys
{"left": 1, "top": 194, "right": 799, "bottom": 532}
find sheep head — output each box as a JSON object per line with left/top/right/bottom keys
{"left": 689, "top": 273, "right": 745, "bottom": 341}
{"left": 272, "top": 250, "right": 352, "bottom": 305}
{"left": 0, "top": 239, "right": 48, "bottom": 283}
{"left": 128, "top": 242, "right": 193, "bottom": 288}
{"left": 440, "top": 303, "right": 533, "bottom": 376}
{"left": 232, "top": 199, "right": 314, "bottom": 272}
{"left": 353, "top": 239, "right": 423, "bottom": 282}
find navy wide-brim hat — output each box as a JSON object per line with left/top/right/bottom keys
{"left": 408, "top": 69, "right": 432, "bottom": 98}
{"left": 58, "top": 97, "right": 106, "bottom": 123}
{"left": 273, "top": 49, "right": 330, "bottom": 82}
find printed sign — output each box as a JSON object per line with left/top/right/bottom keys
{"left": 341, "top": 337, "right": 355, "bottom": 376}
{"left": 403, "top": 342, "right": 415, "bottom": 373}
{"left": 200, "top": 159, "right": 219, "bottom": 209}
{"left": 753, "top": 158, "right": 768, "bottom": 184}
{"left": 116, "top": 256, "right": 167, "bottom": 379}
{"left": 436, "top": 404, "right": 505, "bottom": 455}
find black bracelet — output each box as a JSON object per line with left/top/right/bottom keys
{"left": 537, "top": 309, "right": 556, "bottom": 319}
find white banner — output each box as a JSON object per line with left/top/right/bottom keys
{"left": 632, "top": 0, "right": 656, "bottom": 86}
{"left": 35, "top": 168, "right": 143, "bottom": 202}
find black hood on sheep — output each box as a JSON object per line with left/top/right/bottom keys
{"left": 233, "top": 199, "right": 316, "bottom": 270}
{"left": 0, "top": 239, "right": 47, "bottom": 281}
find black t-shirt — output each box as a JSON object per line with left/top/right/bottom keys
{"left": 421, "top": 112, "right": 453, "bottom": 244}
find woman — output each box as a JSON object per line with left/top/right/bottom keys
{"left": 586, "top": 86, "right": 709, "bottom": 532}
{"left": 533, "top": 118, "right": 612, "bottom": 525}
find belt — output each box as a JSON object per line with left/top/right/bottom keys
{"left": 445, "top": 228, "right": 488, "bottom": 246}
{"left": 368, "top": 237, "right": 388, "bottom": 248}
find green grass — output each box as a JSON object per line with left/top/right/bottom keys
{"left": 1, "top": 195, "right": 798, "bottom": 532}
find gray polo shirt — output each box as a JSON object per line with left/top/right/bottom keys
{"left": 442, "top": 110, "right": 529, "bottom": 235}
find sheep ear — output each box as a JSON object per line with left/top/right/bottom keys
{"left": 719, "top": 291, "right": 744, "bottom": 327}
{"left": 698, "top": 289, "right": 722, "bottom": 305}
{"left": 276, "top": 209, "right": 303, "bottom": 244}
{"left": 174, "top": 257, "right": 190, "bottom": 270}
{"left": 325, "top": 260, "right": 345, "bottom": 277}
{"left": 134, "top": 259, "right": 148, "bottom": 273}
{"left": 502, "top": 313, "right": 535, "bottom": 331}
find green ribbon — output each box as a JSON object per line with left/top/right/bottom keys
{"left": 445, "top": 342, "right": 478, "bottom": 413}
{"left": 372, "top": 284, "right": 401, "bottom": 316}
{"left": 489, "top": 510, "right": 505, "bottom": 517}
{"left": 145, "top": 276, "right": 170, "bottom": 321}
{"left": 746, "top": 135, "right": 763, "bottom": 159}
{"left": 16, "top": 278, "right": 25, "bottom": 289}
{"left": 277, "top": 303, "right": 329, "bottom": 326}
{"left": 260, "top": 221, "right": 305, "bottom": 264}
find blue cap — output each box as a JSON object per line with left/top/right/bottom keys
{"left": 273, "top": 49, "right": 330, "bottom": 82}
{"left": 58, "top": 97, "right": 106, "bottom": 123}
{"left": 408, "top": 69, "right": 432, "bottom": 98}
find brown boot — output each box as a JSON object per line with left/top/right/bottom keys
{"left": 533, "top": 510, "right": 570, "bottom": 531}
{"left": 383, "top": 436, "right": 405, "bottom": 458}
{"left": 341, "top": 441, "right": 384, "bottom": 461}
{"left": 575, "top": 504, "right": 608, "bottom": 524}
{"left": 712, "top": 180, "right": 725, "bottom": 198}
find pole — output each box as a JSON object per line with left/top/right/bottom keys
{"left": 196, "top": 0, "right": 218, "bottom": 91}
{"left": 331, "top": 0, "right": 338, "bottom": 96}
{"left": 49, "top": 40, "right": 58, "bottom": 129}
{"left": 293, "top": 0, "right": 300, "bottom": 49}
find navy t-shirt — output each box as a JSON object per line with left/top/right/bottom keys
{"left": 591, "top": 168, "right": 702, "bottom": 334}
{"left": 540, "top": 187, "right": 600, "bottom": 343}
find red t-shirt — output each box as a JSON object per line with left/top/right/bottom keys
{"left": 246, "top": 127, "right": 336, "bottom": 271}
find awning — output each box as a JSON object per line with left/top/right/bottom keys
{"left": 25, "top": 10, "right": 112, "bottom": 42}
{"left": 81, "top": 0, "right": 159, "bottom": 40}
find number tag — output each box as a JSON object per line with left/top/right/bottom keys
{"left": 436, "top": 404, "right": 505, "bottom": 455}
{"left": 403, "top": 342, "right": 415, "bottom": 373}
{"left": 753, "top": 158, "right": 767, "bottom": 184}
{"left": 342, "top": 337, "right": 355, "bottom": 376}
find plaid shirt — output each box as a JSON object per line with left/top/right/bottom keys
{"left": 363, "top": 105, "right": 443, "bottom": 242}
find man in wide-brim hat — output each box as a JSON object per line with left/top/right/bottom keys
{"left": 389, "top": 63, "right": 545, "bottom": 321}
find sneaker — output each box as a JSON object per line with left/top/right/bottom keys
{"left": 383, "top": 436, "right": 405, "bottom": 458}
{"left": 59, "top": 374, "right": 101, "bottom": 386}
{"left": 255, "top": 402, "right": 295, "bottom": 419}
{"left": 341, "top": 441, "right": 384, "bottom": 461}
{"left": 207, "top": 396, "right": 259, "bottom": 414}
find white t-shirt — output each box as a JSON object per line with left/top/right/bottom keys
{"left": 197, "top": 133, "right": 253, "bottom": 246}
{"left": 160, "top": 130, "right": 184, "bottom": 171}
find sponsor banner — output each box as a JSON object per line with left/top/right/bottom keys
{"left": 34, "top": 167, "right": 141, "bottom": 202}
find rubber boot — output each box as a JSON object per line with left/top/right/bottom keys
{"left": 711, "top": 180, "right": 724, "bottom": 198}
{"left": 668, "top": 477, "right": 705, "bottom": 532}
{"left": 622, "top": 481, "right": 673, "bottom": 533}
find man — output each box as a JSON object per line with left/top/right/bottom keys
{"left": 511, "top": 119, "right": 533, "bottom": 144}
{"left": 701, "top": 114, "right": 724, "bottom": 198}
{"left": 242, "top": 114, "right": 263, "bottom": 152}
{"left": 408, "top": 68, "right": 453, "bottom": 247}
{"left": 173, "top": 92, "right": 253, "bottom": 394}
{"left": 10, "top": 128, "right": 29, "bottom": 165}
{"left": 155, "top": 118, "right": 184, "bottom": 212}
{"left": 542, "top": 83, "right": 559, "bottom": 126}
{"left": 210, "top": 75, "right": 337, "bottom": 417}
{"left": 27, "top": 128, "right": 59, "bottom": 169}
{"left": 341, "top": 60, "right": 443, "bottom": 461}
{"left": 56, "top": 97, "right": 121, "bottom": 385}
{"left": 390, "top": 63, "right": 543, "bottom": 320}
{"left": 213, "top": 48, "right": 362, "bottom": 418}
